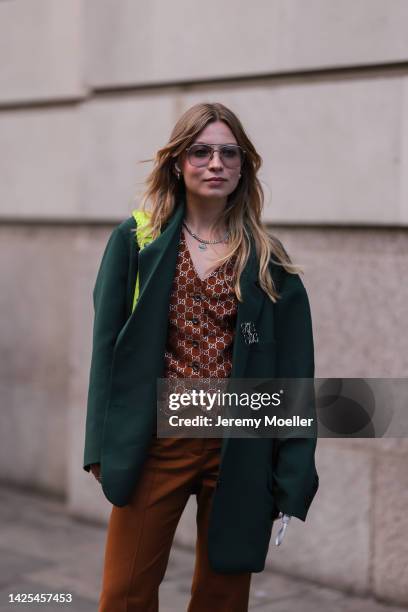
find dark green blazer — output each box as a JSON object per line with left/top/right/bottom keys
{"left": 83, "top": 196, "right": 319, "bottom": 573}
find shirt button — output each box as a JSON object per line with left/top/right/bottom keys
{"left": 192, "top": 340, "right": 199, "bottom": 348}
{"left": 192, "top": 361, "right": 200, "bottom": 372}
{"left": 194, "top": 293, "right": 202, "bottom": 302}
{"left": 192, "top": 317, "right": 199, "bottom": 324}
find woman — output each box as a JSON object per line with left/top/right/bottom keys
{"left": 83, "top": 102, "right": 319, "bottom": 611}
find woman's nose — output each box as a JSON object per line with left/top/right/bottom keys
{"left": 208, "top": 150, "right": 223, "bottom": 167}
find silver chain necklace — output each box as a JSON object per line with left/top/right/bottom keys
{"left": 182, "top": 221, "right": 230, "bottom": 251}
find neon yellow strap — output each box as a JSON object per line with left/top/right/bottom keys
{"left": 131, "top": 209, "right": 154, "bottom": 313}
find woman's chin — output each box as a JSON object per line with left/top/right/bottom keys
{"left": 186, "top": 185, "right": 232, "bottom": 200}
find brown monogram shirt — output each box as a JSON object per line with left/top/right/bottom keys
{"left": 163, "top": 228, "right": 238, "bottom": 381}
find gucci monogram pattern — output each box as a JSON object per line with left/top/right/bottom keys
{"left": 163, "top": 228, "right": 238, "bottom": 384}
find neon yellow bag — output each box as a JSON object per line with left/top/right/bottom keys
{"left": 131, "top": 209, "right": 156, "bottom": 313}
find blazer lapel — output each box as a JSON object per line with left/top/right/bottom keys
{"left": 230, "top": 245, "right": 264, "bottom": 379}
{"left": 114, "top": 200, "right": 185, "bottom": 359}
{"left": 136, "top": 203, "right": 185, "bottom": 309}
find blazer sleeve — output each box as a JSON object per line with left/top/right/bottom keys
{"left": 272, "top": 270, "right": 319, "bottom": 521}
{"left": 83, "top": 225, "right": 130, "bottom": 472}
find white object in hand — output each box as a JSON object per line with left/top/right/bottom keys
{"left": 275, "top": 512, "right": 291, "bottom": 546}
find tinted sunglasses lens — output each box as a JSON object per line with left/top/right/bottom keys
{"left": 220, "top": 146, "right": 242, "bottom": 168}
{"left": 188, "top": 145, "right": 243, "bottom": 167}
{"left": 188, "top": 145, "right": 211, "bottom": 166}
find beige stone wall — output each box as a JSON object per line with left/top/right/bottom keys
{"left": 1, "top": 0, "right": 407, "bottom": 604}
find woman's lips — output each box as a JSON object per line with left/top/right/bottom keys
{"left": 205, "top": 178, "right": 227, "bottom": 183}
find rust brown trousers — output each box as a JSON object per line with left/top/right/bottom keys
{"left": 98, "top": 435, "right": 252, "bottom": 612}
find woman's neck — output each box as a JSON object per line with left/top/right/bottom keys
{"left": 183, "top": 194, "right": 228, "bottom": 239}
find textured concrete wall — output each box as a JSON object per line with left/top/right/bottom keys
{"left": 85, "top": 0, "right": 408, "bottom": 85}
{"left": 2, "top": 79, "right": 408, "bottom": 224}
{"left": 0, "top": 226, "right": 73, "bottom": 494}
{"left": 1, "top": 0, "right": 407, "bottom": 604}
{"left": 0, "top": 0, "right": 84, "bottom": 103}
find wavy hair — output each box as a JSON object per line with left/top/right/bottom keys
{"left": 132, "top": 102, "right": 302, "bottom": 303}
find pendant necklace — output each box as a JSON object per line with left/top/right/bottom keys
{"left": 182, "top": 221, "right": 230, "bottom": 251}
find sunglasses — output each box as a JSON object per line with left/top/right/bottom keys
{"left": 185, "top": 143, "right": 245, "bottom": 169}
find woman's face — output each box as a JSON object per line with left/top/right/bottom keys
{"left": 178, "top": 120, "right": 242, "bottom": 201}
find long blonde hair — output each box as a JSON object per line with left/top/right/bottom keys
{"left": 133, "top": 102, "right": 302, "bottom": 303}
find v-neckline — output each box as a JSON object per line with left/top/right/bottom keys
{"left": 181, "top": 228, "right": 224, "bottom": 283}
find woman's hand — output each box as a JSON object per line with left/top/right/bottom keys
{"left": 90, "top": 463, "right": 102, "bottom": 483}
